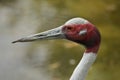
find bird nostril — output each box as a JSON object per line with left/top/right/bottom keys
{"left": 36, "top": 34, "right": 46, "bottom": 37}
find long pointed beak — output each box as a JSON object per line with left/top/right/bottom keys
{"left": 12, "top": 26, "right": 64, "bottom": 43}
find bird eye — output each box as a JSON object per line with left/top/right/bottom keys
{"left": 66, "top": 26, "right": 73, "bottom": 31}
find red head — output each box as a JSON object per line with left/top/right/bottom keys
{"left": 62, "top": 18, "right": 101, "bottom": 53}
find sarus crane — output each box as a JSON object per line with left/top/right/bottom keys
{"left": 12, "top": 18, "right": 101, "bottom": 80}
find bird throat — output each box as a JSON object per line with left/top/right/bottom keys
{"left": 85, "top": 44, "right": 100, "bottom": 53}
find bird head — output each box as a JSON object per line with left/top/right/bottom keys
{"left": 12, "top": 18, "right": 101, "bottom": 53}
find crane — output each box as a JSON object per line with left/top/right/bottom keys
{"left": 12, "top": 18, "right": 101, "bottom": 80}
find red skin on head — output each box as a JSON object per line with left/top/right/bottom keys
{"left": 62, "top": 23, "right": 101, "bottom": 53}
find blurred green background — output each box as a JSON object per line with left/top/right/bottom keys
{"left": 0, "top": 0, "right": 120, "bottom": 80}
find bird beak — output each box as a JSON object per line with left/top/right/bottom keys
{"left": 12, "top": 26, "right": 64, "bottom": 43}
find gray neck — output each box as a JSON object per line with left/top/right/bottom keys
{"left": 70, "top": 52, "right": 97, "bottom": 80}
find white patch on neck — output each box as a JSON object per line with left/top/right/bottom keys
{"left": 65, "top": 18, "right": 89, "bottom": 25}
{"left": 70, "top": 52, "right": 97, "bottom": 80}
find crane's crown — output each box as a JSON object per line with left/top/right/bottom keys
{"left": 65, "top": 18, "right": 89, "bottom": 25}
